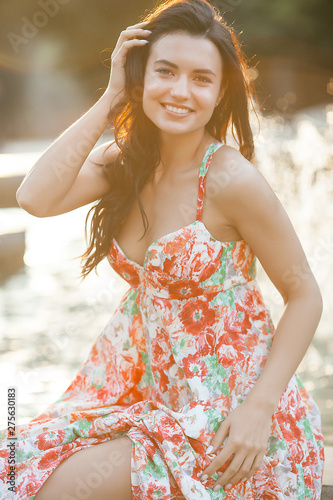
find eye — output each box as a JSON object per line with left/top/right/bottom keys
{"left": 156, "top": 68, "right": 173, "bottom": 75}
{"left": 195, "top": 76, "right": 212, "bottom": 83}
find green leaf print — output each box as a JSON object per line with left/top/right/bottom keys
{"left": 210, "top": 289, "right": 236, "bottom": 310}
{"left": 16, "top": 449, "right": 35, "bottom": 462}
{"left": 66, "top": 420, "right": 93, "bottom": 438}
{"left": 143, "top": 453, "right": 168, "bottom": 480}
{"left": 298, "top": 417, "right": 315, "bottom": 442}
{"left": 123, "top": 289, "right": 140, "bottom": 316}
{"left": 202, "top": 354, "right": 229, "bottom": 396}
{"left": 199, "top": 143, "right": 217, "bottom": 176}
{"left": 237, "top": 310, "right": 245, "bottom": 322}
{"left": 295, "top": 374, "right": 305, "bottom": 389}
{"left": 91, "top": 366, "right": 105, "bottom": 389}
{"left": 248, "top": 258, "right": 257, "bottom": 279}
{"left": 180, "top": 336, "right": 189, "bottom": 349}
{"left": 268, "top": 435, "right": 287, "bottom": 455}
{"left": 296, "top": 463, "right": 313, "bottom": 499}
{"left": 220, "top": 382, "right": 229, "bottom": 396}
{"left": 123, "top": 339, "right": 131, "bottom": 350}
{"left": 201, "top": 251, "right": 227, "bottom": 288}
{"left": 210, "top": 484, "right": 227, "bottom": 499}
{"left": 140, "top": 351, "right": 155, "bottom": 386}
{"left": 205, "top": 407, "right": 224, "bottom": 433}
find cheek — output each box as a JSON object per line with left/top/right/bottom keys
{"left": 142, "top": 77, "right": 164, "bottom": 108}
{"left": 142, "top": 86, "right": 159, "bottom": 118}
{"left": 143, "top": 82, "right": 161, "bottom": 98}
{"left": 198, "top": 87, "right": 220, "bottom": 107}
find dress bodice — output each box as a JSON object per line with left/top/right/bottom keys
{"left": 107, "top": 141, "right": 257, "bottom": 299}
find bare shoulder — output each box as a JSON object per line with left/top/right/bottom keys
{"left": 210, "top": 144, "right": 321, "bottom": 304}
{"left": 210, "top": 143, "right": 260, "bottom": 186}
{"left": 209, "top": 144, "right": 275, "bottom": 211}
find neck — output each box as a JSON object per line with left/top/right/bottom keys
{"left": 157, "top": 129, "right": 213, "bottom": 175}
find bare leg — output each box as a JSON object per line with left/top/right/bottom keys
{"left": 34, "top": 435, "right": 133, "bottom": 500}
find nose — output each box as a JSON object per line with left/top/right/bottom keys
{"left": 170, "top": 75, "right": 190, "bottom": 99}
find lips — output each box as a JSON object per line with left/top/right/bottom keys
{"left": 161, "top": 103, "right": 194, "bottom": 115}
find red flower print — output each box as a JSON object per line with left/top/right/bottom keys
{"left": 38, "top": 449, "right": 62, "bottom": 470}
{"left": 151, "top": 327, "right": 174, "bottom": 369}
{"left": 157, "top": 415, "right": 185, "bottom": 447}
{"left": 222, "top": 303, "right": 251, "bottom": 335}
{"left": 158, "top": 369, "right": 172, "bottom": 394}
{"left": 215, "top": 343, "right": 239, "bottom": 369}
{"left": 182, "top": 352, "right": 208, "bottom": 379}
{"left": 129, "top": 315, "right": 147, "bottom": 352}
{"left": 20, "top": 472, "right": 43, "bottom": 497}
{"left": 168, "top": 280, "right": 202, "bottom": 299}
{"left": 232, "top": 243, "right": 255, "bottom": 279}
{"left": 179, "top": 299, "right": 216, "bottom": 334}
{"left": 195, "top": 327, "right": 216, "bottom": 356}
{"left": 36, "top": 430, "right": 66, "bottom": 451}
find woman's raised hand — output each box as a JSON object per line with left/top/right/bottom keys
{"left": 105, "top": 22, "right": 151, "bottom": 99}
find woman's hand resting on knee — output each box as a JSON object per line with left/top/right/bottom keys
{"left": 198, "top": 398, "right": 274, "bottom": 492}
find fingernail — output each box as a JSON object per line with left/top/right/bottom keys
{"left": 213, "top": 484, "right": 222, "bottom": 491}
{"left": 225, "top": 483, "right": 232, "bottom": 490}
{"left": 200, "top": 474, "right": 208, "bottom": 481}
{"left": 206, "top": 445, "right": 214, "bottom": 454}
{"left": 144, "top": 30, "right": 152, "bottom": 33}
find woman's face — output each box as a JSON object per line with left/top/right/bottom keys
{"left": 142, "top": 32, "right": 224, "bottom": 137}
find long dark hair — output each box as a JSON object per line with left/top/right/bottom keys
{"left": 77, "top": 0, "right": 259, "bottom": 280}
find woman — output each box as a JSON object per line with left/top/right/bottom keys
{"left": 1, "top": 0, "right": 324, "bottom": 498}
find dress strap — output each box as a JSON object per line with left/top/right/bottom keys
{"left": 196, "top": 141, "right": 224, "bottom": 221}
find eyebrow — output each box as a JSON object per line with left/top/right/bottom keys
{"left": 154, "top": 59, "right": 217, "bottom": 76}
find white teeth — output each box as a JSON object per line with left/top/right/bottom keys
{"left": 164, "top": 104, "right": 191, "bottom": 114}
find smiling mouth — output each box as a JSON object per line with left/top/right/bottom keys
{"left": 162, "top": 104, "right": 194, "bottom": 115}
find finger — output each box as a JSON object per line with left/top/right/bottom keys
{"left": 112, "top": 28, "right": 151, "bottom": 56}
{"left": 207, "top": 420, "right": 230, "bottom": 454}
{"left": 126, "top": 21, "right": 150, "bottom": 30}
{"left": 213, "top": 452, "right": 247, "bottom": 489}
{"left": 219, "top": 453, "right": 254, "bottom": 487}
{"left": 114, "top": 28, "right": 151, "bottom": 51}
{"left": 246, "top": 450, "right": 265, "bottom": 478}
{"left": 112, "top": 38, "right": 149, "bottom": 60}
{"left": 120, "top": 28, "right": 152, "bottom": 39}
{"left": 199, "top": 442, "right": 234, "bottom": 479}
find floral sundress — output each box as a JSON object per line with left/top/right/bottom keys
{"left": 0, "top": 141, "right": 325, "bottom": 499}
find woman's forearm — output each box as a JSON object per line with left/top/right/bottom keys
{"left": 16, "top": 90, "right": 118, "bottom": 217}
{"left": 245, "top": 287, "right": 323, "bottom": 414}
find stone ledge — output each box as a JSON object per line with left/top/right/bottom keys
{"left": 322, "top": 445, "right": 333, "bottom": 498}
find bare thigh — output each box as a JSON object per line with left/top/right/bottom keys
{"left": 34, "top": 435, "right": 133, "bottom": 500}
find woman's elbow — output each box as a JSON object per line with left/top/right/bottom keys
{"left": 16, "top": 189, "right": 47, "bottom": 217}
{"left": 284, "top": 278, "right": 323, "bottom": 312}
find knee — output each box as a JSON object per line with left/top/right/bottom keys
{"left": 35, "top": 435, "right": 133, "bottom": 500}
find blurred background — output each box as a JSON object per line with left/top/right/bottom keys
{"left": 0, "top": 0, "right": 332, "bottom": 446}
